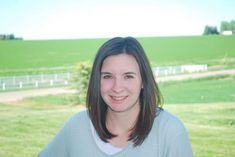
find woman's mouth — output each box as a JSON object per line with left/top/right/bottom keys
{"left": 110, "top": 96, "right": 128, "bottom": 102}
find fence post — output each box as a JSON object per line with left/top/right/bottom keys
{"left": 155, "top": 68, "right": 159, "bottom": 76}
{"left": 180, "top": 66, "right": 184, "bottom": 73}
{"left": 169, "top": 66, "right": 172, "bottom": 74}
{"left": 2, "top": 83, "right": 6, "bottom": 90}
{"left": 164, "top": 70, "right": 168, "bottom": 76}
{"left": 50, "top": 80, "right": 54, "bottom": 86}
{"left": 35, "top": 81, "right": 38, "bottom": 87}
{"left": 19, "top": 82, "right": 23, "bottom": 89}
{"left": 204, "top": 64, "right": 208, "bottom": 71}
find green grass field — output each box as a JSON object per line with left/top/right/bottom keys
{"left": 1, "top": 35, "right": 235, "bottom": 75}
{"left": 0, "top": 77, "right": 235, "bottom": 157}
{"left": 1, "top": 102, "right": 235, "bottom": 157}
{"left": 0, "top": 35, "right": 235, "bottom": 156}
{"left": 159, "top": 75, "right": 235, "bottom": 104}
{"left": 165, "top": 103, "right": 235, "bottom": 157}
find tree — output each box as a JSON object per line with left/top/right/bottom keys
{"left": 231, "top": 20, "right": 235, "bottom": 34}
{"left": 220, "top": 20, "right": 235, "bottom": 34}
{"left": 220, "top": 21, "right": 231, "bottom": 32}
{"left": 0, "top": 34, "right": 23, "bottom": 40}
{"left": 73, "top": 61, "right": 92, "bottom": 104}
{"left": 203, "top": 25, "right": 219, "bottom": 35}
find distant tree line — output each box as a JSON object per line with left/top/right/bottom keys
{"left": 220, "top": 20, "right": 235, "bottom": 33}
{"left": 203, "top": 26, "right": 219, "bottom": 35}
{"left": 203, "top": 20, "right": 235, "bottom": 35}
{"left": 0, "top": 34, "right": 23, "bottom": 40}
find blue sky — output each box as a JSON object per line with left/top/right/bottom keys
{"left": 0, "top": 0, "right": 234, "bottom": 39}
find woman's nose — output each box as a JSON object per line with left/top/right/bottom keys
{"left": 112, "top": 78, "right": 124, "bottom": 93}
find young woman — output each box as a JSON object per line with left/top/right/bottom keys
{"left": 38, "top": 37, "right": 194, "bottom": 157}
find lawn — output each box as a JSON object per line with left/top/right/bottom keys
{"left": 0, "top": 104, "right": 79, "bottom": 157}
{"left": 0, "top": 102, "right": 234, "bottom": 157}
{"left": 165, "top": 102, "right": 235, "bottom": 157}
{"left": 159, "top": 75, "right": 235, "bottom": 104}
{"left": 1, "top": 34, "right": 235, "bottom": 157}
{"left": 0, "top": 77, "right": 235, "bottom": 157}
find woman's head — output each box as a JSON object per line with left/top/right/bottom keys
{"left": 86, "top": 37, "right": 162, "bottom": 146}
{"left": 100, "top": 53, "right": 143, "bottom": 114}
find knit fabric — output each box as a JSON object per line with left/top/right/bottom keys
{"left": 38, "top": 109, "right": 194, "bottom": 157}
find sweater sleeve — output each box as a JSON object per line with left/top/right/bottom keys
{"left": 166, "top": 131, "right": 194, "bottom": 157}
{"left": 37, "top": 121, "right": 70, "bottom": 157}
{"left": 159, "top": 110, "right": 194, "bottom": 157}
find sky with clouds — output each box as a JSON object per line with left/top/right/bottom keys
{"left": 0, "top": 0, "right": 234, "bottom": 39}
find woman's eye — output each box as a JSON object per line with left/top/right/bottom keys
{"left": 125, "top": 75, "right": 134, "bottom": 79}
{"left": 102, "top": 75, "right": 112, "bottom": 79}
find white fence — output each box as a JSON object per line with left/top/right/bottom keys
{"left": 0, "top": 64, "right": 208, "bottom": 91}
{"left": 0, "top": 73, "right": 72, "bottom": 91}
{"left": 153, "top": 64, "right": 207, "bottom": 76}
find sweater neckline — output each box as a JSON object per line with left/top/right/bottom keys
{"left": 87, "top": 118, "right": 133, "bottom": 156}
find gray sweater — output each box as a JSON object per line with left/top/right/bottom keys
{"left": 38, "top": 109, "right": 194, "bottom": 157}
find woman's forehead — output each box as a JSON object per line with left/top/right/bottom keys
{"left": 101, "top": 54, "right": 140, "bottom": 73}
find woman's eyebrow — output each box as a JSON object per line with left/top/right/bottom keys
{"left": 101, "top": 72, "right": 112, "bottom": 75}
{"left": 100, "top": 72, "right": 137, "bottom": 75}
{"left": 124, "top": 72, "right": 137, "bottom": 75}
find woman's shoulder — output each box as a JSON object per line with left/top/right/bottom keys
{"left": 72, "top": 109, "right": 88, "bottom": 118}
{"left": 64, "top": 109, "right": 89, "bottom": 127}
{"left": 155, "top": 108, "right": 187, "bottom": 134}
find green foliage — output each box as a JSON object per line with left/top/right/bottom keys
{"left": 73, "top": 61, "right": 92, "bottom": 104}
{"left": 0, "top": 34, "right": 23, "bottom": 40}
{"left": 203, "top": 25, "right": 219, "bottom": 35}
{"left": 220, "top": 20, "right": 235, "bottom": 33}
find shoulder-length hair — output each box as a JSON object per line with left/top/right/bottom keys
{"left": 86, "top": 37, "right": 162, "bottom": 146}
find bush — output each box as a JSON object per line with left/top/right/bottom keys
{"left": 73, "top": 62, "right": 92, "bottom": 104}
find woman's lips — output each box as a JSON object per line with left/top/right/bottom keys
{"left": 110, "top": 96, "right": 128, "bottom": 102}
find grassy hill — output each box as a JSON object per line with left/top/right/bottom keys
{"left": 0, "top": 36, "right": 235, "bottom": 157}
{"left": 0, "top": 35, "right": 235, "bottom": 73}
{"left": 0, "top": 38, "right": 106, "bottom": 70}
{"left": 139, "top": 35, "right": 235, "bottom": 66}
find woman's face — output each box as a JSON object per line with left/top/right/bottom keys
{"left": 100, "top": 54, "right": 142, "bottom": 113}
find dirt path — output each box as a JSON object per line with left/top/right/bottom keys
{"left": 0, "top": 69, "right": 234, "bottom": 103}
{"left": 0, "top": 87, "right": 78, "bottom": 103}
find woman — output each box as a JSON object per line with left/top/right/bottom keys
{"left": 38, "top": 37, "right": 194, "bottom": 157}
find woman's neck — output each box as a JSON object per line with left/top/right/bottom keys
{"left": 105, "top": 105, "right": 140, "bottom": 148}
{"left": 106, "top": 105, "right": 140, "bottom": 135}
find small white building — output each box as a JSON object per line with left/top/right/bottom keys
{"left": 221, "top": 31, "right": 233, "bottom": 35}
